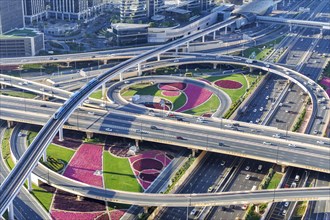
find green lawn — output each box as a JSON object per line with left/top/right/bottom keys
{"left": 204, "top": 74, "right": 249, "bottom": 102}
{"left": 31, "top": 184, "right": 54, "bottom": 212}
{"left": 183, "top": 94, "right": 220, "bottom": 115}
{"left": 103, "top": 151, "right": 143, "bottom": 192}
{"left": 90, "top": 89, "right": 102, "bottom": 99}
{"left": 122, "top": 84, "right": 187, "bottom": 111}
{"left": 0, "top": 91, "right": 36, "bottom": 99}
{"left": 1, "top": 129, "right": 15, "bottom": 169}
{"left": 266, "top": 172, "right": 283, "bottom": 189}
{"left": 43, "top": 144, "right": 75, "bottom": 172}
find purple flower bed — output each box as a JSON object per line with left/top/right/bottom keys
{"left": 132, "top": 158, "right": 163, "bottom": 171}
{"left": 51, "top": 211, "right": 104, "bottom": 220}
{"left": 176, "top": 84, "right": 213, "bottom": 112}
{"left": 155, "top": 154, "right": 171, "bottom": 165}
{"left": 214, "top": 79, "right": 243, "bottom": 89}
{"left": 159, "top": 82, "right": 186, "bottom": 91}
{"left": 95, "top": 213, "right": 110, "bottom": 220}
{"left": 320, "top": 77, "right": 330, "bottom": 87}
{"left": 327, "top": 89, "right": 330, "bottom": 97}
{"left": 139, "top": 171, "right": 160, "bottom": 182}
{"left": 109, "top": 210, "right": 126, "bottom": 220}
{"left": 63, "top": 144, "right": 103, "bottom": 187}
{"left": 162, "top": 90, "right": 181, "bottom": 96}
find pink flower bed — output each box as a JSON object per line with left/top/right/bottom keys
{"left": 129, "top": 150, "right": 172, "bottom": 190}
{"left": 176, "top": 84, "right": 213, "bottom": 112}
{"left": 320, "top": 77, "right": 330, "bottom": 88}
{"left": 51, "top": 211, "right": 104, "bottom": 220}
{"left": 63, "top": 144, "right": 103, "bottom": 187}
{"left": 327, "top": 89, "right": 330, "bottom": 97}
{"left": 159, "top": 82, "right": 186, "bottom": 90}
{"left": 214, "top": 80, "right": 243, "bottom": 89}
{"left": 161, "top": 90, "right": 181, "bottom": 96}
{"left": 110, "top": 210, "right": 126, "bottom": 220}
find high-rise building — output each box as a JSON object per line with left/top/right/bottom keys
{"left": 120, "top": 0, "right": 164, "bottom": 22}
{"left": 23, "top": 0, "right": 46, "bottom": 24}
{"left": 0, "top": 0, "right": 25, "bottom": 34}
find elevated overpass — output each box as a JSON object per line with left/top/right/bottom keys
{"left": 256, "top": 16, "right": 330, "bottom": 30}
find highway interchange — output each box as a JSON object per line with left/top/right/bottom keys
{"left": 0, "top": 0, "right": 330, "bottom": 218}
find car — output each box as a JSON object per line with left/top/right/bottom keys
{"left": 259, "top": 107, "right": 264, "bottom": 111}
{"left": 40, "top": 104, "right": 47, "bottom": 107}
{"left": 253, "top": 108, "right": 257, "bottom": 113}
{"left": 18, "top": 82, "right": 23, "bottom": 85}
{"left": 258, "top": 165, "right": 263, "bottom": 171}
{"left": 18, "top": 132, "right": 22, "bottom": 137}
{"left": 288, "top": 143, "right": 296, "bottom": 148}
{"left": 40, "top": 88, "right": 45, "bottom": 91}
{"left": 23, "top": 81, "right": 28, "bottom": 85}
{"left": 242, "top": 204, "right": 248, "bottom": 210}
{"left": 176, "top": 117, "right": 183, "bottom": 121}
{"left": 322, "top": 106, "right": 327, "bottom": 110}
{"left": 249, "top": 121, "right": 254, "bottom": 124}
{"left": 207, "top": 186, "right": 213, "bottom": 193}
{"left": 282, "top": 210, "right": 287, "bottom": 215}
{"left": 279, "top": 103, "right": 283, "bottom": 107}
{"left": 49, "top": 57, "right": 54, "bottom": 60}
{"left": 245, "top": 174, "right": 251, "bottom": 180}
{"left": 135, "top": 129, "right": 142, "bottom": 133}
{"left": 190, "top": 208, "right": 197, "bottom": 216}
{"left": 255, "top": 118, "right": 260, "bottom": 123}
{"left": 263, "top": 142, "right": 272, "bottom": 145}
{"left": 221, "top": 206, "right": 226, "bottom": 211}
{"left": 225, "top": 124, "right": 232, "bottom": 128}
{"left": 272, "top": 133, "right": 282, "bottom": 138}
{"left": 105, "top": 128, "right": 112, "bottom": 132}
{"left": 84, "top": 99, "right": 90, "bottom": 104}
{"left": 284, "top": 202, "right": 289, "bottom": 207}
{"left": 176, "top": 136, "right": 184, "bottom": 140}
{"left": 219, "top": 142, "right": 224, "bottom": 147}
{"left": 316, "top": 140, "right": 324, "bottom": 144}
{"left": 288, "top": 88, "right": 292, "bottom": 92}
{"left": 99, "top": 103, "right": 106, "bottom": 107}
{"left": 245, "top": 166, "right": 250, "bottom": 171}
{"left": 221, "top": 160, "right": 226, "bottom": 166}
{"left": 265, "top": 96, "right": 269, "bottom": 100}
{"left": 91, "top": 55, "right": 96, "bottom": 58}
{"left": 150, "top": 125, "right": 158, "bottom": 130}
{"left": 233, "top": 123, "right": 240, "bottom": 126}
{"left": 313, "top": 130, "right": 318, "bottom": 134}
{"left": 294, "top": 175, "right": 300, "bottom": 182}
{"left": 229, "top": 205, "right": 235, "bottom": 209}
{"left": 124, "top": 80, "right": 130, "bottom": 84}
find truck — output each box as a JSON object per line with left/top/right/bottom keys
{"left": 245, "top": 59, "right": 254, "bottom": 64}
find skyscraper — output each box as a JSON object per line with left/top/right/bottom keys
{"left": 23, "top": 0, "right": 46, "bottom": 24}
{"left": 0, "top": 0, "right": 25, "bottom": 34}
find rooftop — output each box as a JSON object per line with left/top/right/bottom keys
{"left": 0, "top": 29, "right": 39, "bottom": 39}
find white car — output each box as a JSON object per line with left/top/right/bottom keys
{"left": 253, "top": 109, "right": 257, "bottom": 113}
{"left": 265, "top": 96, "right": 269, "bottom": 100}
{"left": 284, "top": 202, "right": 289, "bottom": 207}
{"left": 255, "top": 118, "right": 260, "bottom": 123}
{"left": 263, "top": 142, "right": 272, "bottom": 145}
{"left": 288, "top": 143, "right": 296, "bottom": 148}
{"left": 88, "top": 112, "right": 94, "bottom": 115}
{"left": 279, "top": 103, "right": 283, "bottom": 107}
{"left": 245, "top": 174, "right": 251, "bottom": 180}
{"left": 105, "top": 128, "right": 112, "bottom": 132}
{"left": 259, "top": 107, "right": 264, "bottom": 111}
{"left": 245, "top": 166, "right": 250, "bottom": 171}
{"left": 316, "top": 141, "right": 324, "bottom": 145}
{"left": 225, "top": 124, "right": 232, "bottom": 128}
{"left": 272, "top": 134, "right": 282, "bottom": 138}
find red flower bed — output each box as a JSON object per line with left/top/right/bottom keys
{"left": 159, "top": 82, "right": 186, "bottom": 91}
{"left": 139, "top": 171, "right": 160, "bottom": 182}
{"left": 63, "top": 144, "right": 103, "bottom": 187}
{"left": 132, "top": 158, "right": 163, "bottom": 171}
{"left": 320, "top": 77, "right": 330, "bottom": 87}
{"left": 214, "top": 80, "right": 243, "bottom": 89}
{"left": 162, "top": 90, "right": 181, "bottom": 96}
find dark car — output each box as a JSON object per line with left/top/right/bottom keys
{"left": 176, "top": 136, "right": 184, "bottom": 140}
{"left": 150, "top": 125, "right": 158, "bottom": 130}
{"left": 177, "top": 117, "right": 183, "bottom": 121}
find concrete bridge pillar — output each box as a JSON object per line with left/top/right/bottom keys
{"left": 43, "top": 150, "right": 47, "bottom": 162}
{"left": 281, "top": 165, "right": 287, "bottom": 173}
{"left": 86, "top": 132, "right": 94, "bottom": 139}
{"left": 8, "top": 201, "right": 14, "bottom": 220}
{"left": 175, "top": 47, "right": 179, "bottom": 55}
{"left": 58, "top": 127, "right": 64, "bottom": 142}
{"left": 249, "top": 67, "right": 254, "bottom": 72}
{"left": 157, "top": 54, "right": 160, "bottom": 61}
{"left": 42, "top": 94, "right": 48, "bottom": 101}
{"left": 213, "top": 31, "right": 216, "bottom": 40}
{"left": 7, "top": 120, "right": 14, "bottom": 128}
{"left": 137, "top": 63, "right": 142, "bottom": 76}
{"left": 320, "top": 29, "right": 323, "bottom": 36}
{"left": 1, "top": 84, "right": 6, "bottom": 89}
{"left": 186, "top": 41, "right": 190, "bottom": 52}
{"left": 135, "top": 139, "right": 139, "bottom": 147}
{"left": 66, "top": 62, "right": 70, "bottom": 67}
{"left": 213, "top": 63, "right": 217, "bottom": 69}
{"left": 103, "top": 59, "right": 107, "bottom": 65}
{"left": 202, "top": 35, "right": 205, "bottom": 43}
{"left": 256, "top": 22, "right": 259, "bottom": 27}
{"left": 119, "top": 73, "right": 123, "bottom": 81}
{"left": 289, "top": 24, "right": 292, "bottom": 32}
{"left": 77, "top": 195, "right": 83, "bottom": 201}
{"left": 102, "top": 83, "right": 106, "bottom": 99}
{"left": 225, "top": 26, "right": 228, "bottom": 34}
{"left": 27, "top": 174, "right": 32, "bottom": 192}
{"left": 143, "top": 206, "right": 149, "bottom": 214}
{"left": 192, "top": 149, "right": 197, "bottom": 157}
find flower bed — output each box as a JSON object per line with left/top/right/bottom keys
{"left": 51, "top": 211, "right": 105, "bottom": 220}
{"left": 145, "top": 103, "right": 170, "bottom": 110}
{"left": 327, "top": 89, "right": 330, "bottom": 97}
{"left": 214, "top": 79, "right": 243, "bottom": 89}
{"left": 320, "top": 77, "right": 330, "bottom": 87}
{"left": 176, "top": 84, "right": 213, "bottom": 112}
{"left": 132, "top": 158, "right": 163, "bottom": 171}
{"left": 161, "top": 90, "right": 181, "bottom": 96}
{"left": 109, "top": 210, "right": 126, "bottom": 220}
{"left": 159, "top": 82, "right": 186, "bottom": 91}
{"left": 63, "top": 144, "right": 103, "bottom": 187}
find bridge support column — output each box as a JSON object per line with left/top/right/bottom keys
{"left": 1, "top": 84, "right": 6, "bottom": 89}
{"left": 137, "top": 63, "right": 142, "bottom": 76}
{"left": 7, "top": 120, "right": 14, "bottom": 128}
{"left": 103, "top": 59, "right": 107, "bottom": 65}
{"left": 27, "top": 174, "right": 32, "bottom": 192}
{"left": 77, "top": 195, "right": 83, "bottom": 201}
{"left": 43, "top": 150, "right": 47, "bottom": 162}
{"left": 281, "top": 165, "right": 287, "bottom": 173}
{"left": 102, "top": 83, "right": 106, "bottom": 99}
{"left": 42, "top": 94, "right": 48, "bottom": 101}
{"left": 143, "top": 206, "right": 149, "bottom": 214}
{"left": 256, "top": 22, "right": 259, "bottom": 27}
{"left": 86, "top": 132, "right": 94, "bottom": 139}
{"left": 289, "top": 24, "right": 292, "bottom": 32}
{"left": 157, "top": 54, "right": 160, "bottom": 61}
{"left": 249, "top": 67, "right": 254, "bottom": 72}
{"left": 213, "top": 63, "right": 217, "bottom": 69}
{"left": 175, "top": 47, "right": 179, "bottom": 55}
{"left": 213, "top": 31, "right": 216, "bottom": 40}
{"left": 202, "top": 35, "right": 205, "bottom": 43}
{"left": 186, "top": 42, "right": 190, "bottom": 52}
{"left": 320, "top": 29, "right": 323, "bottom": 36}
{"left": 224, "top": 26, "right": 228, "bottom": 34}
{"left": 58, "top": 127, "right": 64, "bottom": 142}
{"left": 119, "top": 73, "right": 123, "bottom": 81}
{"left": 192, "top": 149, "right": 197, "bottom": 157}
{"left": 66, "top": 62, "right": 70, "bottom": 67}
{"left": 135, "top": 139, "right": 139, "bottom": 147}
{"left": 8, "top": 201, "right": 14, "bottom": 220}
